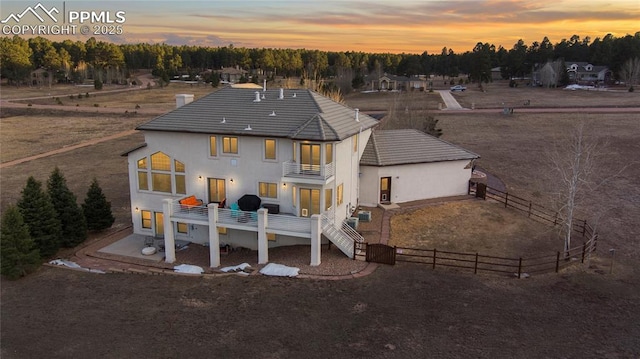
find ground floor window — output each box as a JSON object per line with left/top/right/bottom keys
{"left": 141, "top": 210, "right": 152, "bottom": 229}
{"left": 177, "top": 222, "right": 188, "bottom": 234}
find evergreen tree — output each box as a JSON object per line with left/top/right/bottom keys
{"left": 47, "top": 167, "right": 87, "bottom": 247}
{"left": 1, "top": 205, "right": 41, "bottom": 279}
{"left": 82, "top": 178, "right": 115, "bottom": 231}
{"left": 16, "top": 177, "right": 62, "bottom": 259}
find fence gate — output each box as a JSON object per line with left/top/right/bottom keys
{"left": 366, "top": 243, "right": 396, "bottom": 265}
{"left": 475, "top": 183, "right": 487, "bottom": 199}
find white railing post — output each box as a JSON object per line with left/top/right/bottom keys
{"left": 163, "top": 199, "right": 176, "bottom": 263}
{"left": 310, "top": 214, "right": 322, "bottom": 266}
{"left": 257, "top": 208, "right": 268, "bottom": 264}
{"left": 208, "top": 203, "right": 220, "bottom": 268}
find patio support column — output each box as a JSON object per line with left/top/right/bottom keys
{"left": 163, "top": 199, "right": 176, "bottom": 263}
{"left": 257, "top": 208, "right": 268, "bottom": 264}
{"left": 310, "top": 214, "right": 321, "bottom": 266}
{"left": 208, "top": 203, "right": 220, "bottom": 268}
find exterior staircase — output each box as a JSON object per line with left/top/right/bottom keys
{"left": 321, "top": 215, "right": 364, "bottom": 258}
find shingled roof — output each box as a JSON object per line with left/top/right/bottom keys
{"left": 361, "top": 129, "right": 479, "bottom": 166}
{"left": 137, "top": 86, "right": 378, "bottom": 141}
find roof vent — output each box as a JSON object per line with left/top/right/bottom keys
{"left": 355, "top": 108, "right": 360, "bottom": 122}
{"left": 221, "top": 117, "right": 226, "bottom": 124}
{"left": 292, "top": 93, "right": 297, "bottom": 98}
{"left": 279, "top": 88, "right": 284, "bottom": 100}
{"left": 263, "top": 79, "right": 267, "bottom": 92}
{"left": 244, "top": 124, "right": 252, "bottom": 131}
{"left": 253, "top": 91, "right": 261, "bottom": 102}
{"left": 269, "top": 111, "right": 276, "bottom": 116}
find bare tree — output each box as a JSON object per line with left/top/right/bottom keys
{"left": 539, "top": 61, "right": 557, "bottom": 88}
{"left": 548, "top": 122, "right": 599, "bottom": 257}
{"left": 547, "top": 121, "right": 630, "bottom": 259}
{"left": 618, "top": 57, "right": 640, "bottom": 89}
{"left": 378, "top": 92, "right": 442, "bottom": 137}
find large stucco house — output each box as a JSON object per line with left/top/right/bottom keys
{"left": 125, "top": 86, "right": 478, "bottom": 268}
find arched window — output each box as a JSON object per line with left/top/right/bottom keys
{"left": 137, "top": 152, "right": 186, "bottom": 194}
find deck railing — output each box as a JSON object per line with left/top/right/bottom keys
{"left": 282, "top": 161, "right": 335, "bottom": 180}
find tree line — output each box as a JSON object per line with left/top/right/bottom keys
{"left": 1, "top": 168, "right": 115, "bottom": 279}
{"left": 1, "top": 32, "right": 639, "bottom": 88}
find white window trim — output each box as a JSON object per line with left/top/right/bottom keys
{"left": 258, "top": 181, "right": 279, "bottom": 199}
{"left": 263, "top": 138, "right": 277, "bottom": 162}
{"left": 221, "top": 136, "right": 240, "bottom": 157}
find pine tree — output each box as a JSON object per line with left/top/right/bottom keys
{"left": 82, "top": 178, "right": 115, "bottom": 231}
{"left": 47, "top": 167, "right": 87, "bottom": 247}
{"left": 1, "top": 205, "right": 41, "bottom": 279}
{"left": 16, "top": 176, "right": 62, "bottom": 259}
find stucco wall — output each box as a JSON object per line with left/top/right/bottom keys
{"left": 359, "top": 160, "right": 472, "bottom": 206}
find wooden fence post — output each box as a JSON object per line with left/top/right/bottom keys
{"left": 432, "top": 249, "right": 437, "bottom": 269}
{"left": 505, "top": 193, "right": 509, "bottom": 208}
{"left": 517, "top": 258, "right": 522, "bottom": 278}
{"left": 474, "top": 253, "right": 479, "bottom": 274}
{"left": 554, "top": 212, "right": 558, "bottom": 225}
{"left": 581, "top": 242, "right": 586, "bottom": 263}
{"left": 582, "top": 220, "right": 587, "bottom": 237}
{"left": 528, "top": 202, "right": 532, "bottom": 217}
{"left": 555, "top": 252, "right": 560, "bottom": 273}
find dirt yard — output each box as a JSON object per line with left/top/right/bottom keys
{"left": 1, "top": 264, "right": 639, "bottom": 358}
{"left": 1, "top": 81, "right": 640, "bottom": 358}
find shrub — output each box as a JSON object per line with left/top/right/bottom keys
{"left": 17, "top": 176, "right": 62, "bottom": 259}
{"left": 47, "top": 167, "right": 87, "bottom": 247}
{"left": 0, "top": 205, "right": 41, "bottom": 280}
{"left": 82, "top": 178, "right": 115, "bottom": 231}
{"left": 94, "top": 78, "right": 103, "bottom": 90}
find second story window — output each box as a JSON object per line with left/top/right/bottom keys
{"left": 223, "top": 136, "right": 238, "bottom": 154}
{"left": 264, "top": 139, "right": 276, "bottom": 160}
{"left": 209, "top": 136, "right": 217, "bottom": 157}
{"left": 259, "top": 182, "right": 278, "bottom": 198}
{"left": 137, "top": 152, "right": 186, "bottom": 195}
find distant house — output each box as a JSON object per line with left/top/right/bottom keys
{"left": 30, "top": 68, "right": 49, "bottom": 87}
{"left": 359, "top": 129, "right": 479, "bottom": 206}
{"left": 216, "top": 66, "right": 249, "bottom": 83}
{"left": 364, "top": 73, "right": 407, "bottom": 91}
{"left": 566, "top": 62, "right": 612, "bottom": 85}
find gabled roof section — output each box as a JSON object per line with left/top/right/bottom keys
{"left": 361, "top": 129, "right": 479, "bottom": 166}
{"left": 136, "top": 86, "right": 378, "bottom": 141}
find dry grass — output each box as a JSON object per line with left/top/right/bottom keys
{"left": 390, "top": 200, "right": 560, "bottom": 257}
{"left": 0, "top": 110, "right": 150, "bottom": 162}
{"left": 344, "top": 80, "right": 640, "bottom": 111}
{"left": 6, "top": 82, "right": 216, "bottom": 113}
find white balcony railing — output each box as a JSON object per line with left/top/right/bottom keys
{"left": 282, "top": 161, "right": 335, "bottom": 180}
{"left": 170, "top": 199, "right": 208, "bottom": 220}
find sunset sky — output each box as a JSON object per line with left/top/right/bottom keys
{"left": 2, "top": 0, "right": 639, "bottom": 53}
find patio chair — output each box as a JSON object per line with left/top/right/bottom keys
{"left": 230, "top": 203, "right": 240, "bottom": 219}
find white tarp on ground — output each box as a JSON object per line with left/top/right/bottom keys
{"left": 49, "top": 259, "right": 106, "bottom": 274}
{"left": 173, "top": 264, "right": 204, "bottom": 274}
{"left": 220, "top": 263, "right": 251, "bottom": 272}
{"left": 259, "top": 263, "right": 300, "bottom": 277}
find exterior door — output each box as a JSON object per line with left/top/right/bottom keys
{"left": 299, "top": 188, "right": 320, "bottom": 217}
{"left": 208, "top": 178, "right": 226, "bottom": 203}
{"left": 300, "top": 143, "right": 320, "bottom": 172}
{"left": 380, "top": 177, "right": 391, "bottom": 203}
{"left": 154, "top": 212, "right": 164, "bottom": 238}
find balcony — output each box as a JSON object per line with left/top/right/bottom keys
{"left": 282, "top": 161, "right": 335, "bottom": 184}
{"left": 167, "top": 198, "right": 312, "bottom": 237}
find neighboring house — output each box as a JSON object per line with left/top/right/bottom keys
{"left": 30, "top": 68, "right": 49, "bottom": 87}
{"left": 216, "top": 66, "right": 249, "bottom": 83}
{"left": 359, "top": 129, "right": 479, "bottom": 206}
{"left": 125, "top": 86, "right": 377, "bottom": 268}
{"left": 364, "top": 73, "right": 409, "bottom": 91}
{"left": 566, "top": 62, "right": 612, "bottom": 85}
